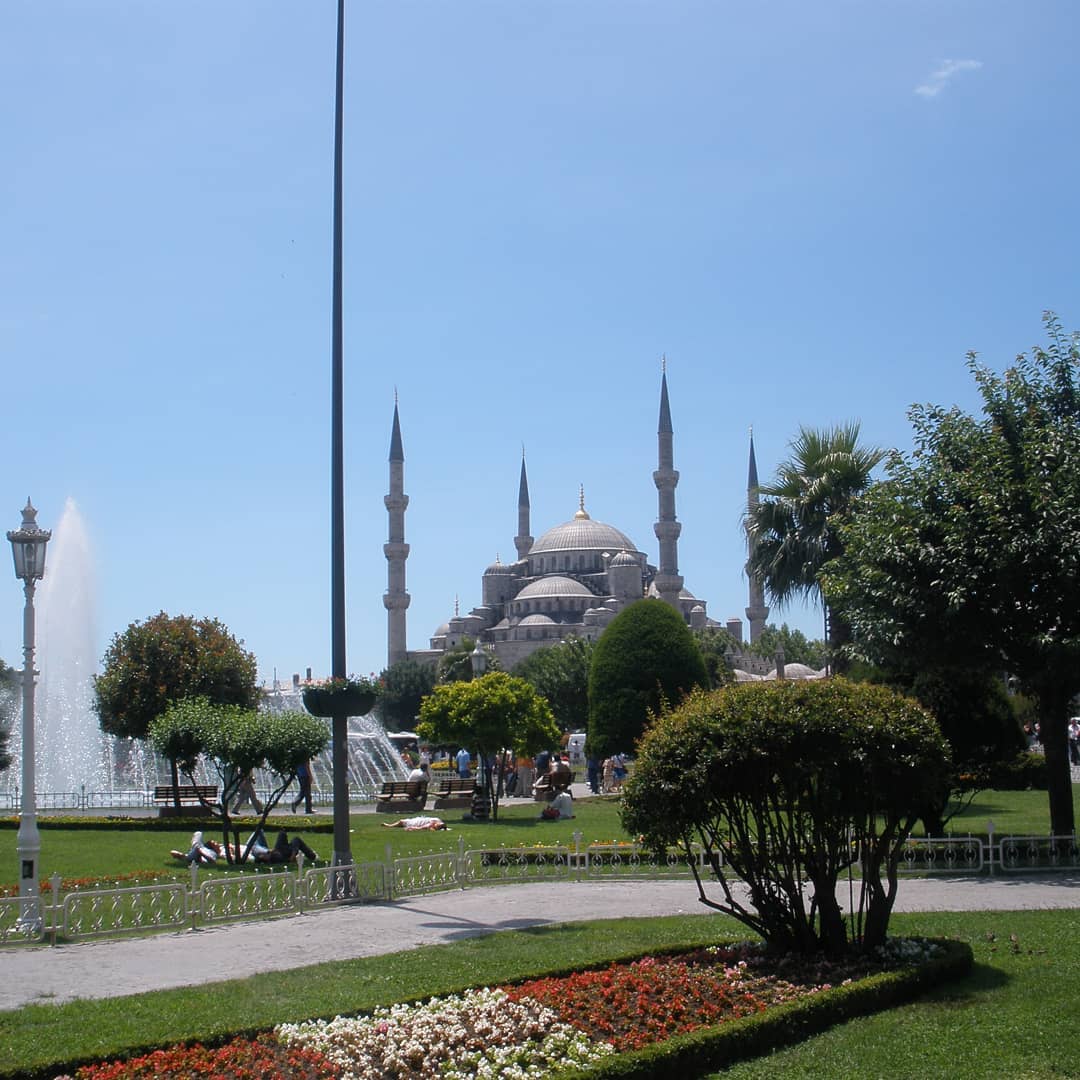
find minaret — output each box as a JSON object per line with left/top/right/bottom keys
{"left": 745, "top": 428, "right": 770, "bottom": 643}
{"left": 383, "top": 396, "right": 411, "bottom": 666}
{"left": 514, "top": 448, "right": 533, "bottom": 560}
{"left": 652, "top": 360, "right": 684, "bottom": 609}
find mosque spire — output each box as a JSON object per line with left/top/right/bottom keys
{"left": 745, "top": 426, "right": 769, "bottom": 643}
{"left": 652, "top": 361, "right": 683, "bottom": 609}
{"left": 384, "top": 396, "right": 411, "bottom": 666}
{"left": 514, "top": 446, "right": 534, "bottom": 560}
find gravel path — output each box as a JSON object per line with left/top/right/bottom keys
{"left": 2, "top": 874, "right": 1078, "bottom": 1011}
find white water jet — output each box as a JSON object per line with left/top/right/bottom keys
{"left": 1, "top": 499, "right": 406, "bottom": 801}
{"left": 34, "top": 498, "right": 104, "bottom": 791}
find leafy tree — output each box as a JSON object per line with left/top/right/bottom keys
{"left": 436, "top": 636, "right": 502, "bottom": 684}
{"left": 94, "top": 612, "right": 259, "bottom": 809}
{"left": 417, "top": 671, "right": 559, "bottom": 820}
{"left": 513, "top": 637, "right": 594, "bottom": 732}
{"left": 848, "top": 663, "right": 1026, "bottom": 834}
{"left": 588, "top": 599, "right": 709, "bottom": 760}
{"left": 823, "top": 314, "right": 1080, "bottom": 836}
{"left": 745, "top": 423, "right": 884, "bottom": 666}
{"left": 377, "top": 659, "right": 436, "bottom": 729}
{"left": 622, "top": 679, "right": 951, "bottom": 955}
{"left": 744, "top": 623, "right": 828, "bottom": 670}
{"left": 692, "top": 628, "right": 739, "bottom": 690}
{"left": 149, "top": 699, "right": 329, "bottom": 861}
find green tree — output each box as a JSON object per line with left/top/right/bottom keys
{"left": 149, "top": 699, "right": 329, "bottom": 861}
{"left": 622, "top": 679, "right": 950, "bottom": 955}
{"left": 436, "top": 637, "right": 502, "bottom": 684}
{"left": 588, "top": 599, "right": 709, "bottom": 760}
{"left": 417, "top": 671, "right": 560, "bottom": 820}
{"left": 377, "top": 659, "right": 436, "bottom": 729}
{"left": 692, "top": 628, "right": 739, "bottom": 690}
{"left": 823, "top": 314, "right": 1080, "bottom": 836}
{"left": 745, "top": 623, "right": 828, "bottom": 670}
{"left": 513, "top": 637, "right": 594, "bottom": 732}
{"left": 94, "top": 612, "right": 259, "bottom": 809}
{"left": 745, "top": 423, "right": 884, "bottom": 665}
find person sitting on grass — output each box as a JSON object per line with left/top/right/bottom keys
{"left": 381, "top": 815, "right": 449, "bottom": 831}
{"left": 540, "top": 790, "right": 574, "bottom": 820}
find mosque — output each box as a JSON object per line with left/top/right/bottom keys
{"left": 383, "top": 370, "right": 772, "bottom": 671}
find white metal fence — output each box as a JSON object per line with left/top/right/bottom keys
{"left": 1, "top": 828, "right": 1076, "bottom": 948}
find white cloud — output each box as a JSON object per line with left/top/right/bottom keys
{"left": 915, "top": 58, "right": 983, "bottom": 99}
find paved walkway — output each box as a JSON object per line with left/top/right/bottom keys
{"left": 2, "top": 874, "right": 1078, "bottom": 1012}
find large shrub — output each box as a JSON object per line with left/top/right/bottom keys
{"left": 588, "top": 599, "right": 708, "bottom": 759}
{"left": 622, "top": 678, "right": 951, "bottom": 955}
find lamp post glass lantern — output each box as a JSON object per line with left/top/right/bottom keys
{"left": 7, "top": 499, "right": 51, "bottom": 933}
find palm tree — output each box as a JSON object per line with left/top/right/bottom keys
{"left": 745, "top": 423, "right": 884, "bottom": 664}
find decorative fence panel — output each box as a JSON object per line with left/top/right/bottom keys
{"left": 995, "top": 834, "right": 1080, "bottom": 872}
{"left": 0, "top": 895, "right": 44, "bottom": 944}
{"left": 200, "top": 870, "right": 299, "bottom": 925}
{"left": 897, "top": 836, "right": 985, "bottom": 874}
{"left": 61, "top": 881, "right": 188, "bottom": 940}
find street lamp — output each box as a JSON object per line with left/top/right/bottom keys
{"left": 7, "top": 499, "right": 51, "bottom": 932}
{"left": 469, "top": 640, "right": 488, "bottom": 678}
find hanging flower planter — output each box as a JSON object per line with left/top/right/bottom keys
{"left": 301, "top": 676, "right": 378, "bottom": 718}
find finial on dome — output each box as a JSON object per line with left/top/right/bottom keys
{"left": 574, "top": 484, "right": 590, "bottom": 520}
{"left": 454, "top": 595, "right": 460, "bottom": 617}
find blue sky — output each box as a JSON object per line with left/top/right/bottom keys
{"left": 3, "top": 1, "right": 1077, "bottom": 686}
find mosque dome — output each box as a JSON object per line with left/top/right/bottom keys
{"left": 531, "top": 517, "right": 637, "bottom": 555}
{"left": 518, "top": 613, "right": 556, "bottom": 626}
{"left": 516, "top": 576, "right": 594, "bottom": 599}
{"left": 609, "top": 550, "right": 638, "bottom": 568}
{"left": 484, "top": 557, "right": 512, "bottom": 576}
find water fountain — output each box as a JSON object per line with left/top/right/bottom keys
{"left": 0, "top": 499, "right": 406, "bottom": 806}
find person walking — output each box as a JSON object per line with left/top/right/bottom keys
{"left": 455, "top": 747, "right": 471, "bottom": 779}
{"left": 291, "top": 759, "right": 314, "bottom": 814}
{"left": 232, "top": 770, "right": 263, "bottom": 815}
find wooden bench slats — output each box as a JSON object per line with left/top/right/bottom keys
{"left": 375, "top": 780, "right": 428, "bottom": 812}
{"left": 152, "top": 785, "right": 218, "bottom": 803}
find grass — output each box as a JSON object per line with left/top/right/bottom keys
{"left": 1, "top": 909, "right": 1078, "bottom": 1078}
{"left": 2, "top": 797, "right": 631, "bottom": 888}
{"left": 5, "top": 788, "right": 1077, "bottom": 891}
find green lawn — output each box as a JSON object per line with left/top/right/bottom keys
{"left": 7, "top": 788, "right": 1077, "bottom": 890}
{"left": 1, "top": 909, "right": 1078, "bottom": 1078}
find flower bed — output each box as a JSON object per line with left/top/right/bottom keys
{"left": 54, "top": 939, "right": 970, "bottom": 1079}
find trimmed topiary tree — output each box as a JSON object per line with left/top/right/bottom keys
{"left": 588, "top": 599, "right": 708, "bottom": 760}
{"left": 622, "top": 678, "right": 951, "bottom": 956}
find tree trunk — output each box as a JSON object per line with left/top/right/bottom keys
{"left": 1039, "top": 696, "right": 1075, "bottom": 838}
{"left": 170, "top": 758, "right": 181, "bottom": 813}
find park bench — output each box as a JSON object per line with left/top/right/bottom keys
{"left": 533, "top": 769, "right": 576, "bottom": 802}
{"left": 432, "top": 777, "right": 475, "bottom": 810}
{"left": 153, "top": 784, "right": 218, "bottom": 817}
{"left": 375, "top": 779, "right": 428, "bottom": 813}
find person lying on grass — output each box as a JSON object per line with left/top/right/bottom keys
{"left": 381, "top": 815, "right": 449, "bottom": 831}
{"left": 170, "top": 829, "right": 319, "bottom": 865}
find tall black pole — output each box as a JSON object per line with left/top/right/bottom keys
{"left": 330, "top": 0, "right": 351, "bottom": 869}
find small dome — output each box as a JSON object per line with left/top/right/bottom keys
{"left": 733, "top": 669, "right": 764, "bottom": 682}
{"left": 609, "top": 550, "right": 638, "bottom": 568}
{"left": 516, "top": 576, "right": 593, "bottom": 599}
{"left": 518, "top": 613, "right": 556, "bottom": 626}
{"left": 691, "top": 603, "right": 705, "bottom": 613}
{"left": 484, "top": 558, "right": 513, "bottom": 576}
{"left": 432, "top": 621, "right": 450, "bottom": 637}
{"left": 679, "top": 587, "right": 696, "bottom": 600}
